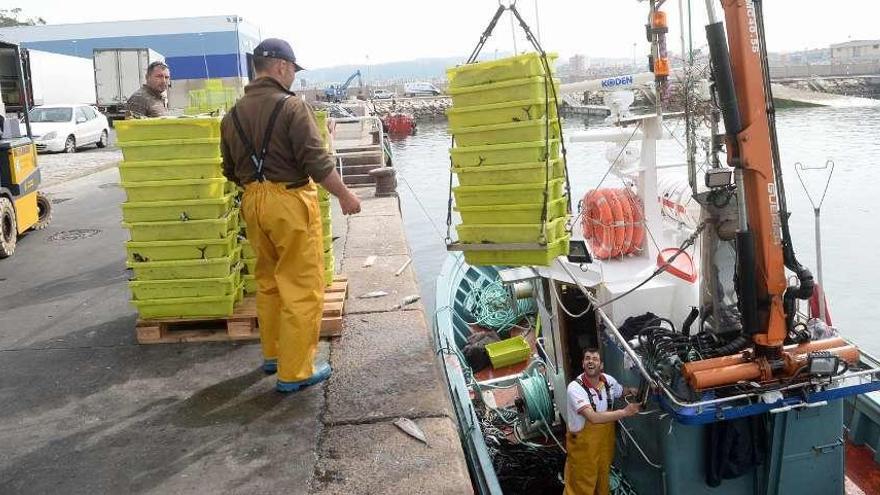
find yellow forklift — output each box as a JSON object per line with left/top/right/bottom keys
{"left": 0, "top": 40, "right": 51, "bottom": 258}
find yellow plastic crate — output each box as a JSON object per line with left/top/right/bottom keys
{"left": 119, "top": 158, "right": 223, "bottom": 182}
{"left": 243, "top": 274, "right": 257, "bottom": 294}
{"left": 324, "top": 253, "right": 335, "bottom": 271}
{"left": 453, "top": 159, "right": 565, "bottom": 187}
{"left": 452, "top": 119, "right": 561, "bottom": 147}
{"left": 456, "top": 216, "right": 568, "bottom": 244}
{"left": 456, "top": 197, "right": 568, "bottom": 225}
{"left": 118, "top": 137, "right": 221, "bottom": 162}
{"left": 131, "top": 290, "right": 239, "bottom": 319}
{"left": 122, "top": 177, "right": 228, "bottom": 202}
{"left": 123, "top": 209, "right": 238, "bottom": 242}
{"left": 464, "top": 235, "right": 570, "bottom": 267}
{"left": 121, "top": 194, "right": 233, "bottom": 223}
{"left": 447, "top": 52, "right": 557, "bottom": 88}
{"left": 126, "top": 232, "right": 237, "bottom": 262}
{"left": 321, "top": 207, "right": 331, "bottom": 223}
{"left": 317, "top": 185, "right": 331, "bottom": 201}
{"left": 448, "top": 76, "right": 560, "bottom": 108}
{"left": 129, "top": 269, "right": 240, "bottom": 300}
{"left": 323, "top": 232, "right": 333, "bottom": 251}
{"left": 485, "top": 336, "right": 531, "bottom": 369}
{"left": 446, "top": 98, "right": 558, "bottom": 128}
{"left": 325, "top": 267, "right": 335, "bottom": 286}
{"left": 115, "top": 117, "right": 222, "bottom": 143}
{"left": 128, "top": 247, "right": 241, "bottom": 281}
{"left": 453, "top": 179, "right": 564, "bottom": 207}
{"left": 450, "top": 140, "right": 559, "bottom": 168}
{"left": 244, "top": 257, "right": 256, "bottom": 276}
{"left": 322, "top": 220, "right": 332, "bottom": 236}
{"left": 204, "top": 79, "right": 224, "bottom": 91}
{"left": 241, "top": 238, "right": 255, "bottom": 259}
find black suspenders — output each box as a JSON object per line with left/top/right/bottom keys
{"left": 230, "top": 95, "right": 292, "bottom": 183}
{"left": 576, "top": 375, "right": 614, "bottom": 412}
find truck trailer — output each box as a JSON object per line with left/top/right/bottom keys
{"left": 93, "top": 48, "right": 164, "bottom": 120}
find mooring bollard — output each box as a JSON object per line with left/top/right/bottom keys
{"left": 368, "top": 167, "right": 397, "bottom": 197}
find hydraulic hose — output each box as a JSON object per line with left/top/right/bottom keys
{"left": 707, "top": 334, "right": 751, "bottom": 358}
{"left": 681, "top": 307, "right": 699, "bottom": 337}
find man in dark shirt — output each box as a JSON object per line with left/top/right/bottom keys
{"left": 126, "top": 61, "right": 170, "bottom": 117}
{"left": 220, "top": 38, "right": 361, "bottom": 393}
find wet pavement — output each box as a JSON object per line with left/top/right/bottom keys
{"left": 0, "top": 166, "right": 471, "bottom": 494}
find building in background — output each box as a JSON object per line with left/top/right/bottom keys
{"left": 831, "top": 40, "right": 880, "bottom": 64}
{"left": 0, "top": 16, "right": 261, "bottom": 111}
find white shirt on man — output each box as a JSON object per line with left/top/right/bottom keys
{"left": 566, "top": 373, "right": 623, "bottom": 433}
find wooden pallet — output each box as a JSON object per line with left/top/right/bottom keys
{"left": 136, "top": 277, "right": 348, "bottom": 344}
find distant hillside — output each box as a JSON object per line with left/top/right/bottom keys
{"left": 297, "top": 53, "right": 521, "bottom": 88}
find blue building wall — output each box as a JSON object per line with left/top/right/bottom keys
{"left": 21, "top": 31, "right": 257, "bottom": 79}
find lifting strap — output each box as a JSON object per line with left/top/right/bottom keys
{"left": 576, "top": 374, "right": 613, "bottom": 412}
{"left": 230, "top": 94, "right": 292, "bottom": 182}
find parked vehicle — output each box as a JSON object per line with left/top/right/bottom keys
{"left": 403, "top": 82, "right": 441, "bottom": 97}
{"left": 371, "top": 88, "right": 395, "bottom": 99}
{"left": 0, "top": 48, "right": 95, "bottom": 115}
{"left": 324, "top": 70, "right": 363, "bottom": 102}
{"left": 29, "top": 104, "right": 110, "bottom": 153}
{"left": 0, "top": 40, "right": 53, "bottom": 259}
{"left": 93, "top": 48, "right": 164, "bottom": 121}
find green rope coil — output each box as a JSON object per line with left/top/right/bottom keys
{"left": 465, "top": 280, "right": 537, "bottom": 334}
{"left": 517, "top": 368, "right": 555, "bottom": 426}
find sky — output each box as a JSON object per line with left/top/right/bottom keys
{"left": 13, "top": 1, "right": 880, "bottom": 69}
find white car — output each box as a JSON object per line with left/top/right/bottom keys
{"left": 371, "top": 89, "right": 395, "bottom": 99}
{"left": 403, "top": 82, "right": 442, "bottom": 97}
{"left": 28, "top": 104, "right": 110, "bottom": 153}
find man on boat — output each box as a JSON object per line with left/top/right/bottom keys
{"left": 220, "top": 38, "right": 361, "bottom": 393}
{"left": 126, "top": 61, "right": 170, "bottom": 118}
{"left": 564, "top": 347, "right": 639, "bottom": 495}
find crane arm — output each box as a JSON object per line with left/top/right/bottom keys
{"left": 705, "top": 0, "right": 792, "bottom": 349}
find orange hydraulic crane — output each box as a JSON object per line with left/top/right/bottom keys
{"left": 681, "top": 0, "right": 857, "bottom": 389}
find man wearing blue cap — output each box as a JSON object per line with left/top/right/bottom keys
{"left": 221, "top": 38, "right": 361, "bottom": 393}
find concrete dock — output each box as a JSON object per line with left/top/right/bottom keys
{"left": 0, "top": 166, "right": 472, "bottom": 494}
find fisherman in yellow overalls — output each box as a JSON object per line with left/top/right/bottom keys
{"left": 564, "top": 347, "right": 640, "bottom": 495}
{"left": 220, "top": 38, "right": 361, "bottom": 393}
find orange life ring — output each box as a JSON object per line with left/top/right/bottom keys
{"left": 613, "top": 189, "right": 634, "bottom": 252}
{"left": 582, "top": 187, "right": 646, "bottom": 259}
{"left": 600, "top": 189, "right": 626, "bottom": 257}
{"left": 580, "top": 190, "right": 598, "bottom": 240}
{"left": 620, "top": 189, "right": 645, "bottom": 252}
{"left": 584, "top": 190, "right": 615, "bottom": 259}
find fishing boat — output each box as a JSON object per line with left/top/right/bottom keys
{"left": 434, "top": 1, "right": 880, "bottom": 493}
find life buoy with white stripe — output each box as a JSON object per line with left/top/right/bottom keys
{"left": 581, "top": 188, "right": 645, "bottom": 259}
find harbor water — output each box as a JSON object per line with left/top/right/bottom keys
{"left": 391, "top": 106, "right": 880, "bottom": 355}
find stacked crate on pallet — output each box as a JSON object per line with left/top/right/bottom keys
{"left": 315, "top": 110, "right": 336, "bottom": 286}
{"left": 446, "top": 52, "right": 570, "bottom": 267}
{"left": 240, "top": 213, "right": 257, "bottom": 295}
{"left": 116, "top": 117, "right": 243, "bottom": 319}
{"left": 185, "top": 79, "right": 240, "bottom": 115}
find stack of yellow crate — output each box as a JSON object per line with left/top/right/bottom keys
{"left": 185, "top": 79, "right": 240, "bottom": 115}
{"left": 445, "top": 52, "right": 570, "bottom": 267}
{"left": 315, "top": 110, "right": 335, "bottom": 286}
{"left": 117, "top": 118, "right": 243, "bottom": 319}
{"left": 239, "top": 207, "right": 257, "bottom": 295}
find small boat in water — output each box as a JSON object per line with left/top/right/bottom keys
{"left": 434, "top": 2, "right": 880, "bottom": 493}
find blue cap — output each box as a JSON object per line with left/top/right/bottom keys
{"left": 254, "top": 38, "right": 304, "bottom": 72}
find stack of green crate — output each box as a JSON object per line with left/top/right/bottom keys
{"left": 445, "top": 52, "right": 570, "bottom": 267}
{"left": 239, "top": 205, "right": 257, "bottom": 295}
{"left": 185, "top": 79, "right": 240, "bottom": 115}
{"left": 116, "top": 117, "right": 243, "bottom": 319}
{"left": 315, "top": 110, "right": 335, "bottom": 286}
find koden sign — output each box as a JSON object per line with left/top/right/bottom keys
{"left": 601, "top": 75, "right": 635, "bottom": 89}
